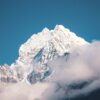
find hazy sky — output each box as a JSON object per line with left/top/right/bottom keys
{"left": 0, "top": 0, "right": 100, "bottom": 64}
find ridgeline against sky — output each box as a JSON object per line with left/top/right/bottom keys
{"left": 0, "top": 0, "right": 100, "bottom": 64}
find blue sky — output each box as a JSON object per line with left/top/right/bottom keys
{"left": 0, "top": 0, "right": 100, "bottom": 65}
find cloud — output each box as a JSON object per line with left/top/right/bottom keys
{"left": 41, "top": 41, "right": 100, "bottom": 100}
{"left": 0, "top": 41, "right": 100, "bottom": 100}
{"left": 0, "top": 82, "right": 50, "bottom": 100}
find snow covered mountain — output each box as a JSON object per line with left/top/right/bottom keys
{"left": 0, "top": 25, "right": 88, "bottom": 84}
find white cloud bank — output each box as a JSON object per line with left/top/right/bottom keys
{"left": 0, "top": 41, "right": 100, "bottom": 100}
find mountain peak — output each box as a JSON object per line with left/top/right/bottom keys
{"left": 54, "top": 25, "right": 66, "bottom": 30}
{"left": 18, "top": 25, "right": 88, "bottom": 65}
{"left": 0, "top": 25, "right": 89, "bottom": 84}
{"left": 54, "top": 25, "right": 70, "bottom": 32}
{"left": 42, "top": 27, "right": 49, "bottom": 33}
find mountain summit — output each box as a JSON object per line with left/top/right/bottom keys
{"left": 0, "top": 25, "right": 88, "bottom": 84}
{"left": 18, "top": 25, "right": 88, "bottom": 64}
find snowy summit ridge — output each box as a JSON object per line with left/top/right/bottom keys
{"left": 18, "top": 25, "right": 87, "bottom": 64}
{"left": 0, "top": 25, "right": 88, "bottom": 84}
